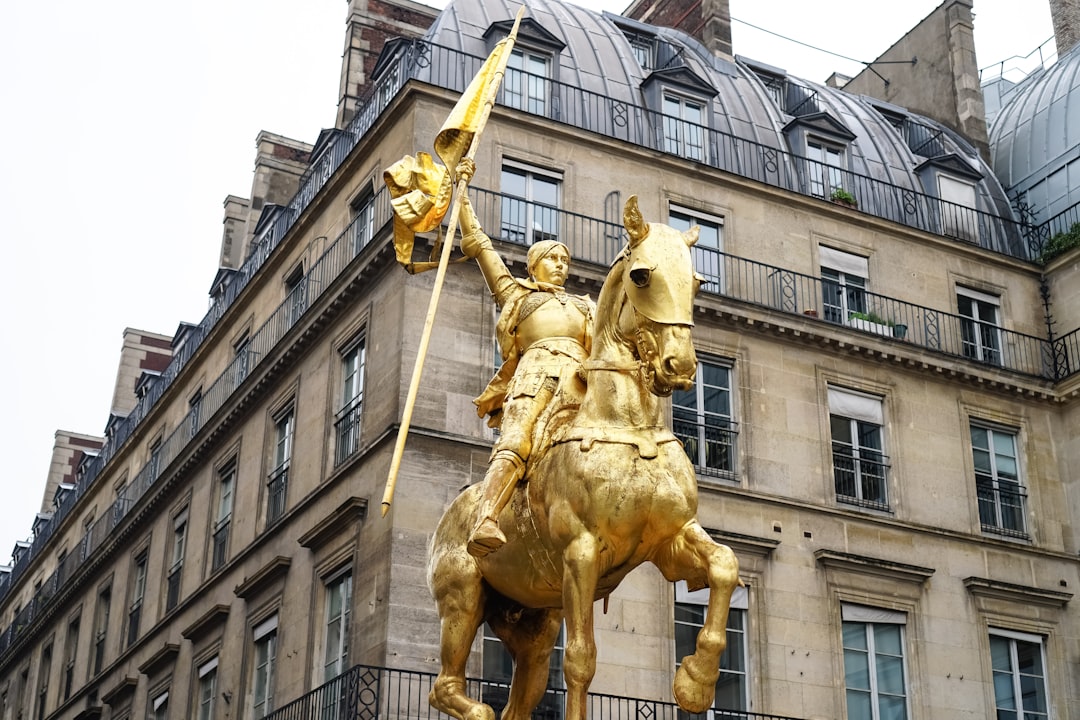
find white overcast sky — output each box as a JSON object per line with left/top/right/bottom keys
{"left": 0, "top": 0, "right": 1055, "bottom": 563}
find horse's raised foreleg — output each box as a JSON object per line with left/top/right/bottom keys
{"left": 490, "top": 608, "right": 564, "bottom": 720}
{"left": 429, "top": 551, "right": 493, "bottom": 720}
{"left": 653, "top": 521, "right": 740, "bottom": 713}
{"left": 562, "top": 532, "right": 600, "bottom": 720}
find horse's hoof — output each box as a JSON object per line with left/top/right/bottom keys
{"left": 673, "top": 662, "right": 717, "bottom": 713}
{"left": 465, "top": 703, "right": 496, "bottom": 720}
{"left": 467, "top": 520, "right": 506, "bottom": 558}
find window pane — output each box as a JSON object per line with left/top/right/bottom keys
{"left": 876, "top": 654, "right": 905, "bottom": 694}
{"left": 846, "top": 689, "right": 873, "bottom": 720}
{"left": 873, "top": 624, "right": 902, "bottom": 655}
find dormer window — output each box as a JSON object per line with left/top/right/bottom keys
{"left": 738, "top": 56, "right": 787, "bottom": 109}
{"left": 663, "top": 94, "right": 706, "bottom": 161}
{"left": 641, "top": 63, "right": 717, "bottom": 164}
{"left": 783, "top": 113, "right": 857, "bottom": 203}
{"left": 807, "top": 138, "right": 846, "bottom": 198}
{"left": 505, "top": 48, "right": 551, "bottom": 115}
{"left": 915, "top": 155, "right": 983, "bottom": 244}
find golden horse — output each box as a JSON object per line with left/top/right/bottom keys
{"left": 428, "top": 196, "right": 740, "bottom": 720}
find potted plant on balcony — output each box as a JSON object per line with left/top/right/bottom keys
{"left": 830, "top": 187, "right": 857, "bottom": 208}
{"left": 892, "top": 322, "right": 908, "bottom": 339}
{"left": 848, "top": 310, "right": 891, "bottom": 336}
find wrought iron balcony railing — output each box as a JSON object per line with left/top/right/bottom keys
{"left": 977, "top": 481, "right": 1029, "bottom": 539}
{"left": 264, "top": 663, "right": 807, "bottom": 720}
{"left": 334, "top": 396, "right": 364, "bottom": 467}
{"left": 832, "top": 450, "right": 891, "bottom": 512}
{"left": 673, "top": 416, "right": 739, "bottom": 480}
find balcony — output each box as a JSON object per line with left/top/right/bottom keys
{"left": 673, "top": 416, "right": 739, "bottom": 480}
{"left": 334, "top": 396, "right": 363, "bottom": 467}
{"left": 265, "top": 663, "right": 807, "bottom": 720}
{"left": 266, "top": 465, "right": 290, "bottom": 526}
{"left": 832, "top": 450, "right": 891, "bottom": 512}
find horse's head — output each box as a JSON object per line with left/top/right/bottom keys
{"left": 620, "top": 195, "right": 704, "bottom": 396}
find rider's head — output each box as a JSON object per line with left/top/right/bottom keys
{"left": 527, "top": 241, "right": 570, "bottom": 286}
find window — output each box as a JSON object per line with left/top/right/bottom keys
{"left": 971, "top": 424, "right": 1026, "bottom": 536}
{"left": 938, "top": 174, "right": 978, "bottom": 242}
{"left": 989, "top": 629, "right": 1048, "bottom": 720}
{"left": 504, "top": 48, "right": 550, "bottom": 115}
{"left": 501, "top": 162, "right": 561, "bottom": 246}
{"left": 335, "top": 336, "right": 366, "bottom": 466}
{"left": 819, "top": 247, "right": 868, "bottom": 325}
{"left": 147, "top": 437, "right": 163, "bottom": 483}
{"left": 807, "top": 138, "right": 845, "bottom": 198}
{"left": 663, "top": 94, "right": 706, "bottom": 162}
{"left": 957, "top": 287, "right": 1001, "bottom": 365}
{"left": 166, "top": 508, "right": 187, "bottom": 612}
{"left": 674, "top": 582, "right": 749, "bottom": 714}
{"left": 267, "top": 408, "right": 294, "bottom": 526}
{"left": 212, "top": 463, "right": 236, "bottom": 572}
{"left": 481, "top": 621, "right": 564, "bottom": 719}
{"left": 668, "top": 206, "right": 723, "bottom": 290}
{"left": 829, "top": 387, "right": 889, "bottom": 511}
{"left": 63, "top": 615, "right": 79, "bottom": 701}
{"left": 36, "top": 643, "right": 51, "bottom": 720}
{"left": 150, "top": 691, "right": 169, "bottom": 720}
{"left": 351, "top": 190, "right": 376, "bottom": 255}
{"left": 842, "top": 604, "right": 909, "bottom": 720}
{"left": 378, "top": 63, "right": 400, "bottom": 109}
{"left": 321, "top": 572, "right": 352, "bottom": 719}
{"left": 197, "top": 657, "right": 218, "bottom": 720}
{"left": 628, "top": 34, "right": 655, "bottom": 70}
{"left": 252, "top": 616, "right": 279, "bottom": 719}
{"left": 92, "top": 585, "right": 111, "bottom": 676}
{"left": 285, "top": 267, "right": 307, "bottom": 328}
{"left": 672, "top": 360, "right": 736, "bottom": 478}
{"left": 188, "top": 389, "right": 202, "bottom": 440}
{"left": 128, "top": 552, "right": 147, "bottom": 648}
{"left": 234, "top": 332, "right": 252, "bottom": 385}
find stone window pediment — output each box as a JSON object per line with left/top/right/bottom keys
{"left": 642, "top": 66, "right": 717, "bottom": 99}
{"left": 782, "top": 112, "right": 856, "bottom": 143}
{"left": 483, "top": 18, "right": 565, "bottom": 54}
{"left": 915, "top": 153, "right": 983, "bottom": 182}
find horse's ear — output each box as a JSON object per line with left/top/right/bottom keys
{"left": 624, "top": 195, "right": 649, "bottom": 247}
{"left": 684, "top": 225, "right": 700, "bottom": 247}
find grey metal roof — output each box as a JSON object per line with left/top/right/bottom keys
{"left": 989, "top": 40, "right": 1080, "bottom": 220}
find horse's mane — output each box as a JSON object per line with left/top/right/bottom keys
{"left": 592, "top": 250, "right": 629, "bottom": 355}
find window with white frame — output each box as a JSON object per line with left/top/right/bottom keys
{"left": 957, "top": 287, "right": 1001, "bottom": 366}
{"left": 351, "top": 189, "right": 376, "bottom": 256}
{"left": 504, "top": 48, "right": 550, "bottom": 115}
{"left": 63, "top": 615, "right": 79, "bottom": 701}
{"left": 673, "top": 360, "right": 736, "bottom": 478}
{"left": 481, "top": 622, "right": 564, "bottom": 719}
{"left": 212, "top": 462, "right": 235, "bottom": 572}
{"left": 662, "top": 94, "right": 706, "bottom": 162}
{"left": 150, "top": 690, "right": 169, "bottom": 720}
{"left": 335, "top": 335, "right": 366, "bottom": 467}
{"left": 819, "top": 247, "right": 868, "bottom": 325}
{"left": 938, "top": 174, "right": 978, "bottom": 242}
{"left": 807, "top": 138, "right": 845, "bottom": 198}
{"left": 842, "top": 604, "right": 909, "bottom": 720}
{"left": 127, "top": 551, "right": 147, "bottom": 648}
{"left": 989, "top": 629, "right": 1049, "bottom": 720}
{"left": 323, "top": 572, "right": 352, "bottom": 682}
{"left": 93, "top": 584, "right": 111, "bottom": 676}
{"left": 500, "top": 161, "right": 561, "bottom": 246}
{"left": 267, "top": 407, "right": 294, "bottom": 526}
{"left": 668, "top": 205, "right": 723, "bottom": 290}
{"left": 828, "top": 387, "right": 889, "bottom": 511}
{"left": 197, "top": 657, "right": 218, "bottom": 720}
{"left": 252, "top": 616, "right": 278, "bottom": 719}
{"left": 285, "top": 266, "right": 307, "bottom": 328}
{"left": 970, "top": 423, "right": 1027, "bottom": 536}
{"left": 674, "top": 581, "right": 750, "bottom": 713}
{"left": 166, "top": 507, "right": 187, "bottom": 612}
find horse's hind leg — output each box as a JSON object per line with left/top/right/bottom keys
{"left": 429, "top": 550, "right": 494, "bottom": 720}
{"left": 489, "top": 608, "right": 564, "bottom": 720}
{"left": 653, "top": 521, "right": 740, "bottom": 713}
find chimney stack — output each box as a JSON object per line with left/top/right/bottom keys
{"left": 1049, "top": 0, "right": 1080, "bottom": 55}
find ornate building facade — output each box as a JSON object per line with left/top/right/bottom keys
{"left": 1, "top": 0, "right": 1077, "bottom": 719}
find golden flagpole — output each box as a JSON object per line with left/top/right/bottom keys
{"left": 382, "top": 6, "right": 526, "bottom": 516}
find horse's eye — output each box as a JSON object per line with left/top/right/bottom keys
{"left": 629, "top": 267, "right": 651, "bottom": 288}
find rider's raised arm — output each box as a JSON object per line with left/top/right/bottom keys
{"left": 458, "top": 186, "right": 518, "bottom": 306}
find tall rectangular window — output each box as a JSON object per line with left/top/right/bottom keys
{"left": 351, "top": 190, "right": 376, "bottom": 256}
{"left": 481, "top": 622, "right": 564, "bottom": 719}
{"left": 212, "top": 463, "right": 236, "bottom": 572}
{"left": 234, "top": 332, "right": 252, "bottom": 385}
{"left": 92, "top": 585, "right": 111, "bottom": 676}
{"left": 938, "top": 174, "right": 978, "bottom": 242}
{"left": 252, "top": 616, "right": 279, "bottom": 719}
{"left": 63, "top": 615, "right": 79, "bottom": 701}
{"left": 669, "top": 206, "right": 723, "bottom": 291}
{"left": 267, "top": 408, "right": 294, "bottom": 526}
{"left": 672, "top": 360, "right": 736, "bottom": 478}
{"left": 321, "top": 572, "right": 353, "bottom": 719}
{"left": 150, "top": 691, "right": 169, "bottom": 720}
{"left": 285, "top": 267, "right": 307, "bottom": 328}
{"left": 819, "top": 246, "right": 868, "bottom": 325}
{"left": 127, "top": 553, "right": 147, "bottom": 648}
{"left": 504, "top": 48, "right": 550, "bottom": 115}
{"left": 147, "top": 437, "right": 163, "bottom": 483}
{"left": 662, "top": 94, "right": 706, "bottom": 162}
{"left": 36, "top": 643, "right": 51, "bottom": 720}
{"left": 957, "top": 287, "right": 1001, "bottom": 365}
{"left": 842, "top": 605, "right": 908, "bottom": 720}
{"left": 500, "top": 162, "right": 561, "bottom": 246}
{"left": 197, "top": 657, "right": 218, "bottom": 720}
{"left": 335, "top": 336, "right": 366, "bottom": 466}
{"left": 990, "top": 629, "right": 1048, "bottom": 720}
{"left": 674, "top": 582, "right": 750, "bottom": 713}
{"left": 828, "top": 387, "right": 889, "bottom": 511}
{"left": 971, "top": 423, "right": 1026, "bottom": 536}
{"left": 166, "top": 508, "right": 187, "bottom": 612}
{"left": 807, "top": 139, "right": 845, "bottom": 198}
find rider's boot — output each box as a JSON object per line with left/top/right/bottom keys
{"left": 467, "top": 450, "right": 525, "bottom": 558}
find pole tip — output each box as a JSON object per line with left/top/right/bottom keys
{"left": 381, "top": 501, "right": 390, "bottom": 517}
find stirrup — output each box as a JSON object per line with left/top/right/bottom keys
{"left": 467, "top": 517, "right": 507, "bottom": 558}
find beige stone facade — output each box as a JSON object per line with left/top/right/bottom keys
{"left": 1, "top": 2, "right": 1077, "bottom": 720}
